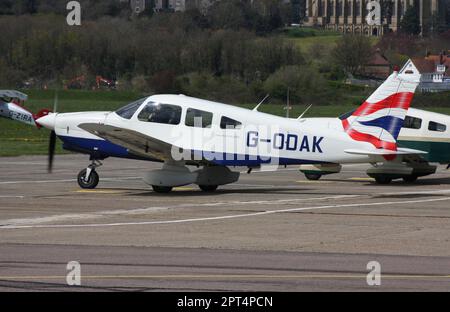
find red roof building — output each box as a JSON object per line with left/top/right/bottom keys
{"left": 411, "top": 51, "right": 450, "bottom": 92}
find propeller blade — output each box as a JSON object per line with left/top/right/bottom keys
{"left": 53, "top": 92, "right": 58, "bottom": 113}
{"left": 48, "top": 130, "right": 56, "bottom": 173}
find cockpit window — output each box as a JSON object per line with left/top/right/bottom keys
{"left": 403, "top": 116, "right": 422, "bottom": 129}
{"left": 220, "top": 116, "right": 242, "bottom": 129}
{"left": 138, "top": 102, "right": 182, "bottom": 125}
{"left": 428, "top": 121, "right": 447, "bottom": 132}
{"left": 185, "top": 108, "right": 213, "bottom": 128}
{"left": 115, "top": 98, "right": 146, "bottom": 120}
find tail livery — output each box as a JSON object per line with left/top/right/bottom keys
{"left": 341, "top": 61, "right": 421, "bottom": 151}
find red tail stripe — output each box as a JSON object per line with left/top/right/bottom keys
{"left": 342, "top": 119, "right": 350, "bottom": 131}
{"left": 345, "top": 126, "right": 397, "bottom": 151}
{"left": 352, "top": 92, "right": 414, "bottom": 117}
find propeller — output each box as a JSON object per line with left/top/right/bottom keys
{"left": 48, "top": 92, "right": 58, "bottom": 173}
{"left": 48, "top": 130, "right": 56, "bottom": 173}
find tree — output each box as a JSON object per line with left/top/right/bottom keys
{"left": 446, "top": 1, "right": 450, "bottom": 29}
{"left": 399, "top": 6, "right": 421, "bottom": 35}
{"left": 263, "top": 65, "right": 328, "bottom": 105}
{"left": 332, "top": 35, "right": 372, "bottom": 77}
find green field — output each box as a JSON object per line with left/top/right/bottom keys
{"left": 284, "top": 28, "right": 342, "bottom": 53}
{"left": 0, "top": 90, "right": 143, "bottom": 157}
{"left": 284, "top": 27, "right": 379, "bottom": 53}
{"left": 1, "top": 89, "right": 450, "bottom": 157}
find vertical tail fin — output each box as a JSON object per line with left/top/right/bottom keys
{"left": 341, "top": 60, "right": 421, "bottom": 151}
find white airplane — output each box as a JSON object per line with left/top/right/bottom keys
{"left": 0, "top": 90, "right": 50, "bottom": 127}
{"left": 31, "top": 63, "right": 427, "bottom": 192}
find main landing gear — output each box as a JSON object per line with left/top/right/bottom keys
{"left": 77, "top": 160, "right": 102, "bottom": 189}
{"left": 304, "top": 173, "right": 322, "bottom": 181}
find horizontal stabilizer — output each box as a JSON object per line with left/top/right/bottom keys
{"left": 345, "top": 148, "right": 427, "bottom": 156}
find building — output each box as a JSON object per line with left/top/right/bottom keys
{"left": 128, "top": 0, "right": 151, "bottom": 14}
{"left": 410, "top": 51, "right": 450, "bottom": 92}
{"left": 304, "top": 0, "right": 446, "bottom": 36}
{"left": 153, "top": 0, "right": 216, "bottom": 12}
{"left": 363, "top": 48, "right": 392, "bottom": 78}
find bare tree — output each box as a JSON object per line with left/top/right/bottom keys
{"left": 332, "top": 35, "right": 372, "bottom": 77}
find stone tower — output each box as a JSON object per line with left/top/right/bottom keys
{"left": 304, "top": 0, "right": 445, "bottom": 36}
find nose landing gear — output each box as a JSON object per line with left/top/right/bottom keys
{"left": 77, "top": 160, "right": 102, "bottom": 189}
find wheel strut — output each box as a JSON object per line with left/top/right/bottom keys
{"left": 77, "top": 159, "right": 102, "bottom": 189}
{"left": 84, "top": 159, "right": 103, "bottom": 181}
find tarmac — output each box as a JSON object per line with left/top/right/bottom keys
{"left": 0, "top": 155, "right": 449, "bottom": 291}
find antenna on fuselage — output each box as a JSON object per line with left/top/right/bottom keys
{"left": 253, "top": 94, "right": 270, "bottom": 111}
{"left": 297, "top": 104, "right": 313, "bottom": 120}
{"left": 284, "top": 88, "right": 291, "bottom": 118}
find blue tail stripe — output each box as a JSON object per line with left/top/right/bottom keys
{"left": 359, "top": 115, "right": 404, "bottom": 139}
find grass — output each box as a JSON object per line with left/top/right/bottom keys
{"left": 287, "top": 35, "right": 342, "bottom": 53}
{"left": 284, "top": 27, "right": 379, "bottom": 53}
{"left": 0, "top": 90, "right": 142, "bottom": 157}
{"left": 1, "top": 89, "right": 450, "bottom": 157}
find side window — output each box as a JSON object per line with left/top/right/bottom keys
{"left": 428, "top": 121, "right": 447, "bottom": 132}
{"left": 220, "top": 116, "right": 242, "bottom": 129}
{"left": 403, "top": 116, "right": 422, "bottom": 129}
{"left": 138, "top": 102, "right": 182, "bottom": 125}
{"left": 185, "top": 108, "right": 213, "bottom": 128}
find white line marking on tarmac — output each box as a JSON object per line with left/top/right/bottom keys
{"left": 0, "top": 195, "right": 359, "bottom": 227}
{"left": 1, "top": 197, "right": 449, "bottom": 230}
{"left": 0, "top": 195, "right": 25, "bottom": 198}
{"left": 0, "top": 177, "right": 141, "bottom": 185}
{"left": 382, "top": 189, "right": 450, "bottom": 195}
{"left": 0, "top": 162, "right": 46, "bottom": 165}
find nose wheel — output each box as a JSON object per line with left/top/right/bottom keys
{"left": 77, "top": 160, "right": 102, "bottom": 189}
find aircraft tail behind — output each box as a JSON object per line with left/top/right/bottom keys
{"left": 0, "top": 90, "right": 51, "bottom": 128}
{"left": 341, "top": 61, "right": 421, "bottom": 151}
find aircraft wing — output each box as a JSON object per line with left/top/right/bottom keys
{"left": 0, "top": 90, "right": 28, "bottom": 101}
{"left": 78, "top": 123, "right": 177, "bottom": 162}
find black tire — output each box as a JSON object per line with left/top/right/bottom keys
{"left": 374, "top": 176, "right": 392, "bottom": 184}
{"left": 199, "top": 185, "right": 219, "bottom": 192}
{"left": 403, "top": 175, "right": 418, "bottom": 183}
{"left": 305, "top": 173, "right": 322, "bottom": 181}
{"left": 77, "top": 169, "right": 99, "bottom": 189}
{"left": 152, "top": 185, "right": 173, "bottom": 193}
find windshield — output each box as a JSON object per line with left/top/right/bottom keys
{"left": 115, "top": 98, "right": 146, "bottom": 119}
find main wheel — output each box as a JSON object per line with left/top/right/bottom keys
{"left": 305, "top": 173, "right": 322, "bottom": 181}
{"left": 199, "top": 185, "right": 218, "bottom": 192}
{"left": 374, "top": 176, "right": 392, "bottom": 184}
{"left": 77, "top": 169, "right": 99, "bottom": 189}
{"left": 152, "top": 185, "right": 173, "bottom": 193}
{"left": 403, "top": 175, "right": 418, "bottom": 183}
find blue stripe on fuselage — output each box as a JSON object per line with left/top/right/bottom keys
{"left": 59, "top": 135, "right": 130, "bottom": 159}
{"left": 59, "top": 135, "right": 328, "bottom": 166}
